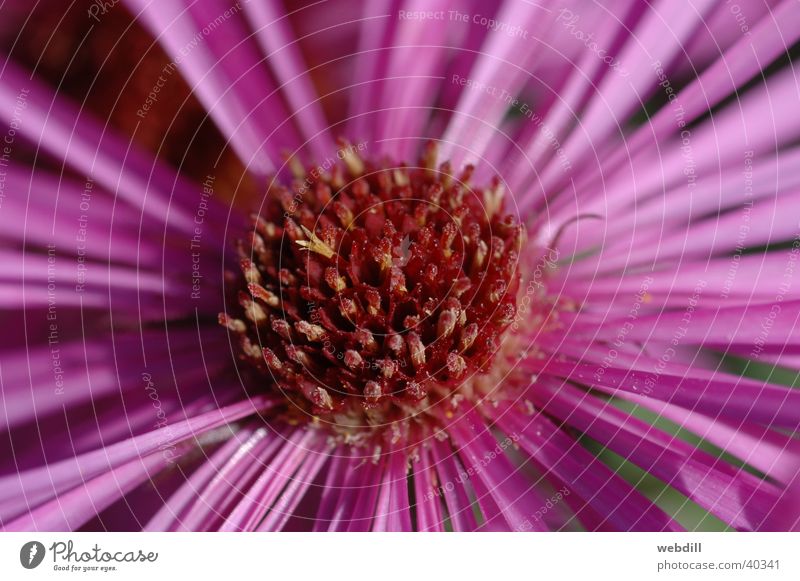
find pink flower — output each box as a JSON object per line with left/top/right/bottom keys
{"left": 1, "top": 0, "right": 799, "bottom": 531}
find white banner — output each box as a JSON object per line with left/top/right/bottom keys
{"left": 0, "top": 533, "right": 798, "bottom": 580}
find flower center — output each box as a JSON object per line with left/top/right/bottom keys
{"left": 221, "top": 142, "right": 525, "bottom": 439}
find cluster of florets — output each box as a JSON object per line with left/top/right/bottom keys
{"left": 221, "top": 143, "right": 524, "bottom": 434}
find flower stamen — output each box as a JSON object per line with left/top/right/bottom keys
{"left": 221, "top": 142, "right": 527, "bottom": 440}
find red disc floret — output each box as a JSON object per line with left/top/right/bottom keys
{"left": 221, "top": 142, "right": 524, "bottom": 426}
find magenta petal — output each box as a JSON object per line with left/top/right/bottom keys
{"left": 219, "top": 428, "right": 315, "bottom": 532}
{"left": 144, "top": 423, "right": 259, "bottom": 531}
{"left": 0, "top": 397, "right": 272, "bottom": 523}
{"left": 411, "top": 445, "right": 445, "bottom": 532}
{"left": 534, "top": 379, "right": 781, "bottom": 530}
{"left": 256, "top": 443, "right": 330, "bottom": 532}
{"left": 446, "top": 407, "right": 553, "bottom": 531}
{"left": 4, "top": 452, "right": 173, "bottom": 532}
{"left": 242, "top": 0, "right": 335, "bottom": 161}
{"left": 0, "top": 59, "right": 199, "bottom": 233}
{"left": 495, "top": 408, "right": 683, "bottom": 531}
{"left": 429, "top": 438, "right": 479, "bottom": 532}
{"left": 371, "top": 447, "right": 413, "bottom": 532}
{"left": 123, "top": 0, "right": 300, "bottom": 172}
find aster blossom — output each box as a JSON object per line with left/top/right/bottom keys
{"left": 0, "top": 0, "right": 799, "bottom": 532}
